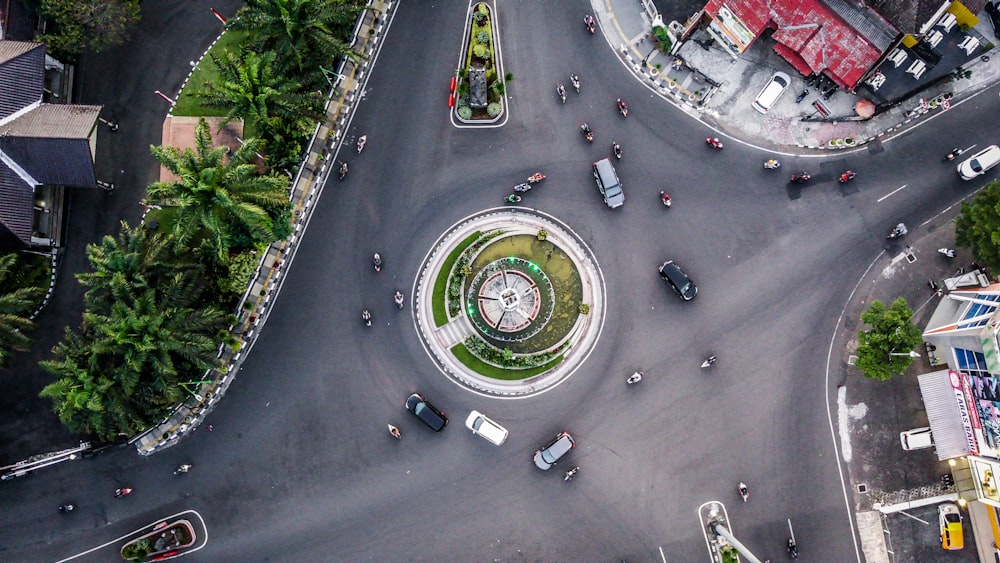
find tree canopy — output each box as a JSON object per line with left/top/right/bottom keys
{"left": 0, "top": 254, "right": 44, "bottom": 366}
{"left": 956, "top": 180, "right": 1000, "bottom": 272}
{"left": 36, "top": 0, "right": 141, "bottom": 62}
{"left": 855, "top": 298, "right": 924, "bottom": 381}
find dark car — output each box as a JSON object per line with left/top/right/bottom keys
{"left": 659, "top": 260, "right": 697, "bottom": 301}
{"left": 533, "top": 431, "right": 575, "bottom": 470}
{"left": 405, "top": 393, "right": 448, "bottom": 431}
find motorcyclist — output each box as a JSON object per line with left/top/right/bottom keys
{"left": 764, "top": 159, "right": 780, "bottom": 169}
{"left": 174, "top": 464, "right": 192, "bottom": 474}
{"left": 339, "top": 161, "right": 348, "bottom": 178}
{"left": 660, "top": 191, "right": 672, "bottom": 206}
{"left": 114, "top": 488, "right": 132, "bottom": 498}
{"left": 738, "top": 482, "right": 748, "bottom": 500}
{"left": 388, "top": 424, "right": 401, "bottom": 439}
{"left": 58, "top": 504, "right": 75, "bottom": 512}
{"left": 701, "top": 354, "right": 717, "bottom": 368}
{"left": 791, "top": 172, "right": 811, "bottom": 182}
{"left": 894, "top": 223, "right": 908, "bottom": 237}
{"left": 787, "top": 537, "right": 798, "bottom": 558}
{"left": 357, "top": 135, "right": 367, "bottom": 153}
{"left": 581, "top": 123, "right": 593, "bottom": 141}
{"left": 626, "top": 371, "right": 643, "bottom": 384}
{"left": 362, "top": 309, "right": 372, "bottom": 325}
{"left": 612, "top": 142, "right": 622, "bottom": 159}
{"left": 584, "top": 14, "right": 595, "bottom": 32}
{"left": 506, "top": 194, "right": 521, "bottom": 204}
{"left": 570, "top": 74, "right": 580, "bottom": 92}
{"left": 946, "top": 148, "right": 961, "bottom": 160}
{"left": 394, "top": 290, "right": 404, "bottom": 308}
{"left": 557, "top": 83, "right": 566, "bottom": 97}
{"left": 706, "top": 137, "right": 723, "bottom": 149}
{"left": 839, "top": 170, "right": 856, "bottom": 182}
{"left": 564, "top": 466, "right": 580, "bottom": 481}
{"left": 617, "top": 98, "right": 628, "bottom": 116}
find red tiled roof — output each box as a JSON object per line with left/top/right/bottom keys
{"left": 704, "top": 0, "right": 889, "bottom": 88}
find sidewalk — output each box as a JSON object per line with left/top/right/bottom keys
{"left": 597, "top": 0, "right": 1000, "bottom": 150}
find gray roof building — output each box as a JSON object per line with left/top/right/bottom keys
{"left": 0, "top": 40, "right": 101, "bottom": 247}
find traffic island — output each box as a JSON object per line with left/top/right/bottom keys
{"left": 453, "top": 1, "right": 508, "bottom": 125}
{"left": 415, "top": 209, "right": 605, "bottom": 396}
{"left": 120, "top": 519, "right": 195, "bottom": 561}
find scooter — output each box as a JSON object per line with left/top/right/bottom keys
{"left": 887, "top": 223, "right": 908, "bottom": 240}
{"left": 938, "top": 248, "right": 956, "bottom": 258}
{"left": 660, "top": 191, "right": 672, "bottom": 207}
{"left": 513, "top": 182, "right": 532, "bottom": 193}
{"left": 701, "top": 354, "right": 717, "bottom": 368}
{"left": 626, "top": 371, "right": 643, "bottom": 385}
{"left": 795, "top": 89, "right": 809, "bottom": 103}
{"left": 357, "top": 135, "right": 367, "bottom": 153}
{"left": 738, "top": 482, "right": 749, "bottom": 502}
{"left": 338, "top": 161, "right": 348, "bottom": 180}
{"left": 838, "top": 170, "right": 857, "bottom": 183}
{"left": 174, "top": 464, "right": 192, "bottom": 475}
{"left": 790, "top": 173, "right": 811, "bottom": 183}
{"left": 706, "top": 137, "right": 723, "bottom": 150}
{"left": 557, "top": 83, "right": 567, "bottom": 104}
{"left": 58, "top": 504, "right": 75, "bottom": 513}
{"left": 388, "top": 424, "right": 401, "bottom": 439}
{"left": 612, "top": 142, "right": 622, "bottom": 160}
{"left": 527, "top": 172, "right": 546, "bottom": 183}
{"left": 617, "top": 98, "right": 628, "bottom": 117}
{"left": 564, "top": 466, "right": 580, "bottom": 481}
{"left": 361, "top": 309, "right": 372, "bottom": 327}
{"left": 505, "top": 194, "right": 522, "bottom": 204}
{"left": 394, "top": 290, "right": 405, "bottom": 309}
{"left": 114, "top": 488, "right": 133, "bottom": 498}
{"left": 581, "top": 123, "right": 594, "bottom": 142}
{"left": 373, "top": 253, "right": 382, "bottom": 273}
{"left": 945, "top": 148, "right": 964, "bottom": 161}
{"left": 584, "top": 15, "right": 595, "bottom": 34}
{"left": 787, "top": 537, "right": 799, "bottom": 559}
{"left": 570, "top": 74, "right": 580, "bottom": 93}
{"left": 764, "top": 159, "right": 780, "bottom": 169}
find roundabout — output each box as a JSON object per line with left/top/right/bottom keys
{"left": 414, "top": 208, "right": 606, "bottom": 396}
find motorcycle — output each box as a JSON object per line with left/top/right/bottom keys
{"left": 357, "top": 135, "right": 367, "bottom": 154}
{"left": 738, "top": 482, "right": 749, "bottom": 502}
{"left": 938, "top": 248, "right": 956, "bottom": 258}
{"left": 527, "top": 172, "right": 546, "bottom": 183}
{"left": 373, "top": 252, "right": 382, "bottom": 272}
{"left": 660, "top": 191, "right": 672, "bottom": 207}
{"left": 790, "top": 173, "right": 811, "bottom": 183}
{"left": 584, "top": 14, "right": 595, "bottom": 34}
{"left": 505, "top": 194, "right": 522, "bottom": 204}
{"left": 706, "top": 137, "right": 723, "bottom": 150}
{"left": 58, "top": 504, "right": 75, "bottom": 513}
{"left": 764, "top": 159, "right": 780, "bottom": 169}
{"left": 617, "top": 98, "right": 628, "bottom": 117}
{"left": 174, "top": 464, "right": 192, "bottom": 475}
{"left": 787, "top": 538, "right": 799, "bottom": 559}
{"left": 626, "top": 371, "right": 643, "bottom": 385}
{"left": 557, "top": 83, "right": 567, "bottom": 104}
{"left": 394, "top": 290, "right": 405, "bottom": 309}
{"left": 388, "top": 424, "right": 401, "bottom": 439}
{"left": 839, "top": 170, "right": 857, "bottom": 183}
{"left": 570, "top": 74, "right": 580, "bottom": 93}
{"left": 887, "top": 223, "right": 908, "bottom": 240}
{"left": 795, "top": 89, "right": 809, "bottom": 103}
{"left": 581, "top": 123, "right": 594, "bottom": 142}
{"left": 114, "top": 488, "right": 133, "bottom": 498}
{"left": 945, "top": 148, "right": 964, "bottom": 161}
{"left": 612, "top": 142, "right": 622, "bottom": 160}
{"left": 701, "top": 354, "right": 717, "bottom": 368}
{"left": 338, "top": 161, "right": 348, "bottom": 180}
{"left": 513, "top": 182, "right": 532, "bottom": 193}
{"left": 362, "top": 309, "right": 372, "bottom": 327}
{"left": 564, "top": 466, "right": 580, "bottom": 481}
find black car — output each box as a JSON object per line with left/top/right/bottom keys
{"left": 659, "top": 260, "right": 697, "bottom": 301}
{"left": 405, "top": 393, "right": 448, "bottom": 431}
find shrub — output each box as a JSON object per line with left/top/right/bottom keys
{"left": 458, "top": 106, "right": 472, "bottom": 120}
{"left": 537, "top": 230, "right": 548, "bottom": 241}
{"left": 579, "top": 303, "right": 590, "bottom": 314}
{"left": 460, "top": 262, "right": 473, "bottom": 276}
{"left": 472, "top": 10, "right": 485, "bottom": 23}
{"left": 485, "top": 68, "right": 497, "bottom": 83}
{"left": 491, "top": 81, "right": 505, "bottom": 96}
{"left": 122, "top": 539, "right": 153, "bottom": 561}
{"left": 487, "top": 102, "right": 502, "bottom": 117}
{"left": 477, "top": 31, "right": 490, "bottom": 44}
{"left": 504, "top": 72, "right": 514, "bottom": 82}
{"left": 473, "top": 44, "right": 487, "bottom": 59}
{"left": 478, "top": 3, "right": 488, "bottom": 15}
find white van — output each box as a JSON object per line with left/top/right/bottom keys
{"left": 900, "top": 427, "right": 934, "bottom": 450}
{"left": 958, "top": 145, "right": 1000, "bottom": 180}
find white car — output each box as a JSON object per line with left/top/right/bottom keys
{"left": 900, "top": 427, "right": 934, "bottom": 450}
{"left": 957, "top": 145, "right": 1000, "bottom": 180}
{"left": 465, "top": 410, "right": 509, "bottom": 446}
{"left": 752, "top": 71, "right": 791, "bottom": 114}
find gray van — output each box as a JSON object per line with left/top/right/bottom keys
{"left": 592, "top": 158, "right": 624, "bottom": 208}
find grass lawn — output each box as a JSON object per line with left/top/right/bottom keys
{"left": 171, "top": 29, "right": 248, "bottom": 117}
{"left": 432, "top": 231, "right": 481, "bottom": 327}
{"left": 450, "top": 342, "right": 564, "bottom": 380}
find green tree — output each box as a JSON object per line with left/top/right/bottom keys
{"left": 0, "top": 254, "right": 44, "bottom": 366}
{"left": 855, "top": 298, "right": 923, "bottom": 381}
{"left": 229, "top": 0, "right": 362, "bottom": 81}
{"left": 956, "top": 180, "right": 1000, "bottom": 272}
{"left": 40, "top": 227, "right": 230, "bottom": 440}
{"left": 36, "top": 0, "right": 141, "bottom": 62}
{"left": 146, "top": 118, "right": 290, "bottom": 262}
{"left": 194, "top": 49, "right": 323, "bottom": 131}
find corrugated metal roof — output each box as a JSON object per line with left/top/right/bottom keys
{"left": 822, "top": 0, "right": 898, "bottom": 51}
{"left": 867, "top": 0, "right": 944, "bottom": 34}
{"left": 918, "top": 370, "right": 972, "bottom": 460}
{"left": 0, "top": 41, "right": 43, "bottom": 121}
{"left": 0, "top": 160, "right": 34, "bottom": 246}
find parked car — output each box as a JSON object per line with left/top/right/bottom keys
{"left": 592, "top": 158, "right": 624, "bottom": 208}
{"left": 465, "top": 410, "right": 509, "bottom": 446}
{"left": 899, "top": 426, "right": 933, "bottom": 450}
{"left": 658, "top": 260, "right": 698, "bottom": 301}
{"left": 957, "top": 145, "right": 1000, "bottom": 180}
{"left": 405, "top": 393, "right": 448, "bottom": 432}
{"left": 752, "top": 71, "right": 791, "bottom": 114}
{"left": 533, "top": 431, "right": 575, "bottom": 470}
{"left": 938, "top": 502, "right": 964, "bottom": 550}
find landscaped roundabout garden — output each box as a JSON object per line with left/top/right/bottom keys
{"left": 417, "top": 210, "right": 605, "bottom": 394}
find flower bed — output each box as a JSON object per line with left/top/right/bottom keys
{"left": 455, "top": 2, "right": 505, "bottom": 122}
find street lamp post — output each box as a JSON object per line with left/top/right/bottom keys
{"left": 889, "top": 350, "right": 921, "bottom": 358}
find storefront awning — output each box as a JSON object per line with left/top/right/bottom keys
{"left": 918, "top": 370, "right": 973, "bottom": 460}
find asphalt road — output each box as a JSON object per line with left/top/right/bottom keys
{"left": 1, "top": 1, "right": 996, "bottom": 561}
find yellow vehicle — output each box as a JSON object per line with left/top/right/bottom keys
{"left": 938, "top": 503, "right": 964, "bottom": 550}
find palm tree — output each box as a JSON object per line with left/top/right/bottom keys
{"left": 0, "top": 253, "right": 43, "bottom": 366}
{"left": 229, "top": 0, "right": 362, "bottom": 79}
{"left": 194, "top": 49, "right": 323, "bottom": 132}
{"left": 146, "top": 117, "right": 290, "bottom": 261}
